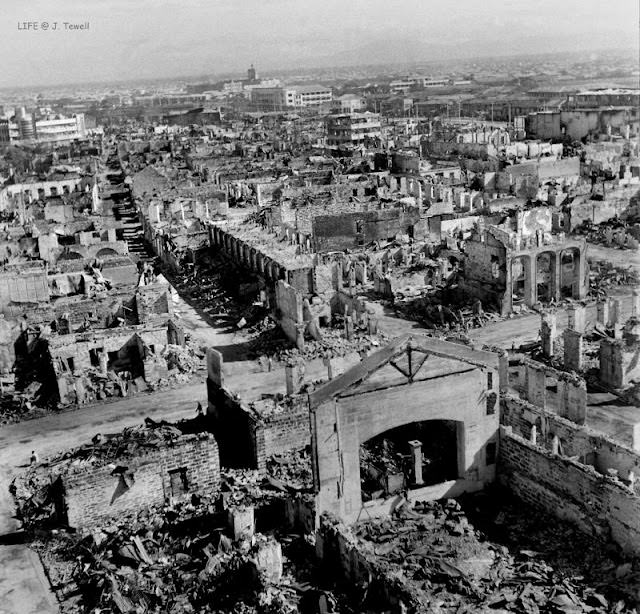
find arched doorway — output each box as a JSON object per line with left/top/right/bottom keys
{"left": 360, "top": 419, "right": 461, "bottom": 502}
{"left": 511, "top": 255, "right": 530, "bottom": 305}
{"left": 536, "top": 251, "right": 556, "bottom": 303}
{"left": 560, "top": 248, "right": 580, "bottom": 299}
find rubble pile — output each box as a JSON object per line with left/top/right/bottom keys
{"left": 265, "top": 449, "right": 313, "bottom": 491}
{"left": 589, "top": 260, "right": 640, "bottom": 297}
{"left": 29, "top": 495, "right": 293, "bottom": 614}
{"left": 0, "top": 386, "right": 49, "bottom": 425}
{"left": 47, "top": 419, "right": 188, "bottom": 468}
{"left": 162, "top": 342, "right": 206, "bottom": 374}
{"left": 247, "top": 317, "right": 388, "bottom": 363}
{"left": 351, "top": 494, "right": 639, "bottom": 613}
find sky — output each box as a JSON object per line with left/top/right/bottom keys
{"left": 1, "top": 0, "right": 639, "bottom": 88}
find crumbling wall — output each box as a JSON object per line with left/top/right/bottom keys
{"left": 275, "top": 280, "right": 304, "bottom": 350}
{"left": 0, "top": 266, "right": 50, "bottom": 307}
{"left": 62, "top": 434, "right": 220, "bottom": 530}
{"left": 499, "top": 426, "right": 640, "bottom": 555}
{"left": 261, "top": 399, "right": 311, "bottom": 459}
{"left": 316, "top": 517, "right": 426, "bottom": 613}
{"left": 501, "top": 395, "right": 640, "bottom": 475}
{"left": 312, "top": 207, "right": 424, "bottom": 252}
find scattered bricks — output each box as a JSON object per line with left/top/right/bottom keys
{"left": 249, "top": 537, "right": 283, "bottom": 585}
{"left": 228, "top": 506, "right": 255, "bottom": 541}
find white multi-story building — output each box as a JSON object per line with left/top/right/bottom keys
{"left": 326, "top": 112, "right": 381, "bottom": 149}
{"left": 292, "top": 85, "right": 332, "bottom": 107}
{"left": 35, "top": 114, "right": 87, "bottom": 144}
{"left": 8, "top": 111, "right": 87, "bottom": 144}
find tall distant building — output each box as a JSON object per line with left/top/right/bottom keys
{"left": 247, "top": 64, "right": 257, "bottom": 82}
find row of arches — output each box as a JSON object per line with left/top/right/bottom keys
{"left": 511, "top": 247, "right": 582, "bottom": 306}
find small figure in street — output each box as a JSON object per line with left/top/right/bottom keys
{"left": 267, "top": 357, "right": 273, "bottom": 372}
{"left": 30, "top": 450, "right": 39, "bottom": 466}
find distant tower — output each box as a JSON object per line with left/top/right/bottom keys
{"left": 247, "top": 64, "right": 257, "bottom": 82}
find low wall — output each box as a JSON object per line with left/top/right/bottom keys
{"left": 61, "top": 434, "right": 220, "bottom": 530}
{"left": 499, "top": 426, "right": 640, "bottom": 555}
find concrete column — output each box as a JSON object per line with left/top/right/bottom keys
{"left": 632, "top": 288, "right": 640, "bottom": 319}
{"left": 567, "top": 304, "right": 587, "bottom": 333}
{"left": 408, "top": 440, "right": 424, "bottom": 486}
{"left": 575, "top": 252, "right": 587, "bottom": 300}
{"left": 526, "top": 256, "right": 536, "bottom": 307}
{"left": 285, "top": 365, "right": 296, "bottom": 395}
{"left": 207, "top": 348, "right": 224, "bottom": 388}
{"left": 323, "top": 356, "right": 333, "bottom": 380}
{"left": 526, "top": 363, "right": 546, "bottom": 408}
{"left": 610, "top": 298, "right": 622, "bottom": 326}
{"left": 344, "top": 317, "right": 354, "bottom": 340}
{"left": 553, "top": 253, "right": 561, "bottom": 302}
{"left": 596, "top": 299, "right": 610, "bottom": 327}
{"left": 540, "top": 312, "right": 557, "bottom": 357}
{"left": 563, "top": 329, "right": 583, "bottom": 372}
{"left": 563, "top": 377, "right": 587, "bottom": 425}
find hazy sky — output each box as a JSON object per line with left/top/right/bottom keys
{"left": 2, "top": 0, "right": 638, "bottom": 88}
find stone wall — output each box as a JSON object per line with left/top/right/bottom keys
{"left": 61, "top": 434, "right": 220, "bottom": 530}
{"left": 501, "top": 394, "right": 640, "bottom": 473}
{"left": 275, "top": 280, "right": 304, "bottom": 350}
{"left": 499, "top": 426, "right": 640, "bottom": 555}
{"left": 312, "top": 207, "right": 425, "bottom": 252}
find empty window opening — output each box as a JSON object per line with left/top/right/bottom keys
{"left": 169, "top": 467, "right": 189, "bottom": 497}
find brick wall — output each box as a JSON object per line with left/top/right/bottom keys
{"left": 499, "top": 426, "right": 640, "bottom": 555}
{"left": 501, "top": 395, "right": 640, "bottom": 479}
{"left": 208, "top": 383, "right": 310, "bottom": 472}
{"left": 261, "top": 400, "right": 311, "bottom": 458}
{"left": 62, "top": 434, "right": 220, "bottom": 530}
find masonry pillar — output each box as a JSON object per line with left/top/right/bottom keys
{"left": 207, "top": 348, "right": 224, "bottom": 388}
{"left": 567, "top": 304, "right": 587, "bottom": 333}
{"left": 562, "top": 376, "right": 587, "bottom": 425}
{"left": 632, "top": 288, "right": 640, "bottom": 319}
{"left": 285, "top": 365, "right": 296, "bottom": 395}
{"left": 540, "top": 312, "right": 557, "bottom": 357}
{"left": 526, "top": 363, "right": 546, "bottom": 408}
{"left": 596, "top": 299, "right": 610, "bottom": 327}
{"left": 526, "top": 256, "right": 536, "bottom": 307}
{"left": 610, "top": 298, "right": 622, "bottom": 327}
{"left": 408, "top": 440, "right": 424, "bottom": 486}
{"left": 563, "top": 329, "right": 583, "bottom": 372}
{"left": 553, "top": 252, "right": 562, "bottom": 302}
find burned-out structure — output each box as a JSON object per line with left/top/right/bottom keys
{"left": 462, "top": 209, "right": 588, "bottom": 314}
